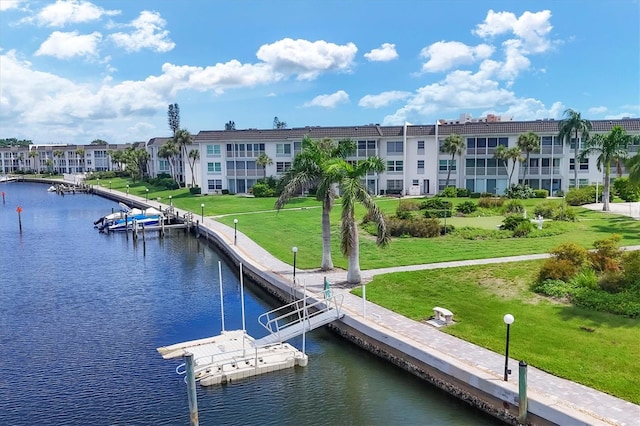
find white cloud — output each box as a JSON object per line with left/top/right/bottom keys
{"left": 492, "top": 99, "right": 564, "bottom": 121}
{"left": 0, "top": 0, "right": 26, "bottom": 11}
{"left": 256, "top": 38, "right": 357, "bottom": 80}
{"left": 364, "top": 43, "right": 398, "bottom": 62}
{"left": 604, "top": 112, "right": 638, "bottom": 119}
{"left": 420, "top": 41, "right": 494, "bottom": 72}
{"left": 588, "top": 106, "right": 607, "bottom": 115}
{"left": 304, "top": 90, "right": 349, "bottom": 108}
{"left": 30, "top": 0, "right": 120, "bottom": 27}
{"left": 35, "top": 31, "right": 102, "bottom": 59}
{"left": 359, "top": 91, "right": 411, "bottom": 108}
{"left": 109, "top": 10, "right": 175, "bottom": 53}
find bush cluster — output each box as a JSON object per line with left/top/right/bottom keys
{"left": 386, "top": 217, "right": 444, "bottom": 238}
{"left": 478, "top": 197, "right": 503, "bottom": 208}
{"left": 146, "top": 175, "right": 179, "bottom": 190}
{"left": 397, "top": 199, "right": 421, "bottom": 212}
{"left": 421, "top": 198, "right": 452, "bottom": 218}
{"left": 251, "top": 182, "right": 275, "bottom": 197}
{"left": 440, "top": 186, "right": 458, "bottom": 198}
{"left": 565, "top": 185, "right": 613, "bottom": 206}
{"left": 533, "top": 235, "right": 640, "bottom": 317}
{"left": 189, "top": 186, "right": 201, "bottom": 195}
{"left": 455, "top": 200, "right": 477, "bottom": 214}
{"left": 505, "top": 184, "right": 535, "bottom": 199}
{"left": 502, "top": 200, "right": 524, "bottom": 214}
{"left": 613, "top": 177, "right": 640, "bottom": 202}
{"left": 533, "top": 189, "right": 548, "bottom": 198}
{"left": 456, "top": 188, "right": 471, "bottom": 197}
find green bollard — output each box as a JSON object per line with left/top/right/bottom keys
{"left": 519, "top": 360, "right": 528, "bottom": 424}
{"left": 185, "top": 353, "right": 199, "bottom": 426}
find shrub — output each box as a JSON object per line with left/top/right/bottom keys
{"left": 440, "top": 224, "right": 455, "bottom": 235}
{"left": 424, "top": 209, "right": 452, "bottom": 218}
{"left": 569, "top": 268, "right": 599, "bottom": 290}
{"left": 470, "top": 192, "right": 482, "bottom": 198}
{"left": 221, "top": 189, "right": 230, "bottom": 195}
{"left": 532, "top": 279, "right": 575, "bottom": 298}
{"left": 533, "top": 202, "right": 557, "bottom": 219}
{"left": 440, "top": 186, "right": 458, "bottom": 198}
{"left": 385, "top": 217, "right": 442, "bottom": 238}
{"left": 502, "top": 199, "right": 524, "bottom": 214}
{"left": 189, "top": 186, "right": 201, "bottom": 195}
{"left": 589, "top": 234, "right": 623, "bottom": 272}
{"left": 621, "top": 251, "right": 640, "bottom": 289}
{"left": 554, "top": 189, "right": 565, "bottom": 197}
{"left": 478, "top": 197, "right": 503, "bottom": 208}
{"left": 552, "top": 205, "right": 577, "bottom": 222}
{"left": 598, "top": 272, "right": 626, "bottom": 293}
{"left": 570, "top": 287, "right": 640, "bottom": 317}
{"left": 421, "top": 198, "right": 452, "bottom": 218}
{"left": 613, "top": 177, "right": 640, "bottom": 202}
{"left": 538, "top": 258, "right": 579, "bottom": 282}
{"left": 398, "top": 199, "right": 421, "bottom": 212}
{"left": 395, "top": 210, "right": 412, "bottom": 220}
{"left": 500, "top": 214, "right": 530, "bottom": 231}
{"left": 456, "top": 200, "right": 477, "bottom": 214}
{"left": 533, "top": 189, "right": 549, "bottom": 198}
{"left": 480, "top": 192, "right": 493, "bottom": 198}
{"left": 565, "top": 187, "right": 594, "bottom": 206}
{"left": 512, "top": 221, "right": 533, "bottom": 237}
{"left": 456, "top": 188, "right": 471, "bottom": 197}
{"left": 251, "top": 182, "right": 275, "bottom": 197}
{"left": 505, "top": 184, "right": 534, "bottom": 199}
{"left": 453, "top": 227, "right": 509, "bottom": 240}
{"left": 550, "top": 243, "right": 589, "bottom": 268}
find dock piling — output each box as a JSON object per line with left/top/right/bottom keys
{"left": 184, "top": 353, "right": 199, "bottom": 426}
{"left": 518, "top": 360, "right": 528, "bottom": 424}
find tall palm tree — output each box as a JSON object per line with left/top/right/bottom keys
{"left": 158, "top": 140, "right": 180, "bottom": 184}
{"left": 494, "top": 145, "right": 522, "bottom": 187}
{"left": 187, "top": 149, "right": 200, "bottom": 188}
{"left": 517, "top": 131, "right": 540, "bottom": 185}
{"left": 627, "top": 152, "right": 640, "bottom": 188}
{"left": 580, "top": 126, "right": 631, "bottom": 211}
{"left": 558, "top": 109, "right": 592, "bottom": 188}
{"left": 441, "top": 133, "right": 464, "bottom": 189}
{"left": 275, "top": 136, "right": 356, "bottom": 271}
{"left": 327, "top": 157, "right": 389, "bottom": 284}
{"left": 76, "top": 148, "right": 85, "bottom": 172}
{"left": 256, "top": 153, "right": 273, "bottom": 179}
{"left": 53, "top": 150, "right": 64, "bottom": 173}
{"left": 174, "top": 129, "right": 192, "bottom": 188}
{"left": 28, "top": 150, "right": 39, "bottom": 172}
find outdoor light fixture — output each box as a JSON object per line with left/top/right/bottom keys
{"left": 233, "top": 219, "right": 238, "bottom": 245}
{"left": 169, "top": 195, "right": 172, "bottom": 207}
{"left": 109, "top": 181, "right": 112, "bottom": 192}
{"left": 126, "top": 184, "right": 129, "bottom": 196}
{"left": 201, "top": 203, "right": 205, "bottom": 222}
{"left": 146, "top": 188, "right": 149, "bottom": 201}
{"left": 292, "top": 246, "right": 298, "bottom": 283}
{"left": 503, "top": 313, "right": 515, "bottom": 381}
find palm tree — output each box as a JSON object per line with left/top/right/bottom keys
{"left": 327, "top": 157, "right": 389, "bottom": 284}
{"left": 173, "top": 129, "right": 192, "bottom": 188}
{"left": 28, "top": 150, "right": 39, "bottom": 172}
{"left": 627, "top": 153, "right": 640, "bottom": 188}
{"left": 517, "top": 131, "right": 540, "bottom": 185}
{"left": 187, "top": 149, "right": 200, "bottom": 188}
{"left": 558, "top": 109, "right": 592, "bottom": 188}
{"left": 256, "top": 153, "right": 273, "bottom": 179}
{"left": 158, "top": 140, "right": 180, "bottom": 184}
{"left": 494, "top": 145, "right": 522, "bottom": 187}
{"left": 580, "top": 126, "right": 631, "bottom": 211}
{"left": 53, "top": 150, "right": 64, "bottom": 173}
{"left": 275, "top": 136, "right": 356, "bottom": 271}
{"left": 76, "top": 148, "right": 85, "bottom": 172}
{"left": 18, "top": 153, "right": 24, "bottom": 171}
{"left": 441, "top": 133, "right": 464, "bottom": 189}
{"left": 109, "top": 150, "right": 125, "bottom": 171}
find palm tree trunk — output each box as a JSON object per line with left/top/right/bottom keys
{"left": 346, "top": 228, "right": 361, "bottom": 284}
{"left": 573, "top": 129, "right": 579, "bottom": 188}
{"left": 445, "top": 152, "right": 454, "bottom": 187}
{"left": 320, "top": 200, "right": 334, "bottom": 270}
{"left": 603, "top": 164, "right": 610, "bottom": 211}
{"left": 524, "top": 153, "right": 530, "bottom": 186}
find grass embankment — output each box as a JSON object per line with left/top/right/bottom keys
{"left": 354, "top": 261, "right": 640, "bottom": 404}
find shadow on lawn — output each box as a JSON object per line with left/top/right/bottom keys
{"left": 555, "top": 303, "right": 639, "bottom": 329}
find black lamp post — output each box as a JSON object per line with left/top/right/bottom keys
{"left": 145, "top": 188, "right": 149, "bottom": 201}
{"left": 169, "top": 195, "right": 172, "bottom": 207}
{"left": 201, "top": 203, "right": 205, "bottom": 222}
{"left": 292, "top": 246, "right": 298, "bottom": 283}
{"left": 503, "top": 313, "right": 515, "bottom": 381}
{"left": 109, "top": 180, "right": 112, "bottom": 192}
{"left": 126, "top": 184, "right": 129, "bottom": 196}
{"left": 233, "top": 219, "right": 238, "bottom": 245}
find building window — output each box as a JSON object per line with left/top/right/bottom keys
{"left": 276, "top": 162, "right": 291, "bottom": 173}
{"left": 417, "top": 160, "right": 424, "bottom": 172}
{"left": 276, "top": 143, "right": 291, "bottom": 156}
{"left": 207, "top": 162, "right": 221, "bottom": 173}
{"left": 569, "top": 158, "right": 589, "bottom": 171}
{"left": 387, "top": 160, "right": 403, "bottom": 172}
{"left": 207, "top": 179, "right": 222, "bottom": 190}
{"left": 387, "top": 141, "right": 403, "bottom": 154}
{"left": 386, "top": 180, "right": 403, "bottom": 191}
{"left": 206, "top": 145, "right": 221, "bottom": 156}
{"left": 417, "top": 141, "right": 425, "bottom": 154}
{"left": 439, "top": 160, "right": 456, "bottom": 171}
{"left": 498, "top": 137, "right": 508, "bottom": 147}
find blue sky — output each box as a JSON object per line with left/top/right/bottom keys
{"left": 1, "top": 0, "right": 639, "bottom": 145}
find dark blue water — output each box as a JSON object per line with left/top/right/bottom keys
{"left": 0, "top": 182, "right": 500, "bottom": 425}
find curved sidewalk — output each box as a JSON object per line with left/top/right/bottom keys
{"left": 202, "top": 216, "right": 640, "bottom": 426}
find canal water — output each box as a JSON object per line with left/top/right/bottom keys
{"left": 0, "top": 182, "right": 501, "bottom": 425}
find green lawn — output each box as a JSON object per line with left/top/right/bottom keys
{"left": 354, "top": 261, "right": 640, "bottom": 404}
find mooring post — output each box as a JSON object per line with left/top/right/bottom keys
{"left": 518, "top": 360, "right": 528, "bottom": 424}
{"left": 184, "top": 353, "right": 199, "bottom": 426}
{"left": 17, "top": 206, "right": 23, "bottom": 232}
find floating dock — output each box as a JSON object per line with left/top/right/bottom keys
{"left": 158, "top": 292, "right": 344, "bottom": 386}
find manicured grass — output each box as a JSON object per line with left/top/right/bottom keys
{"left": 353, "top": 261, "right": 640, "bottom": 403}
